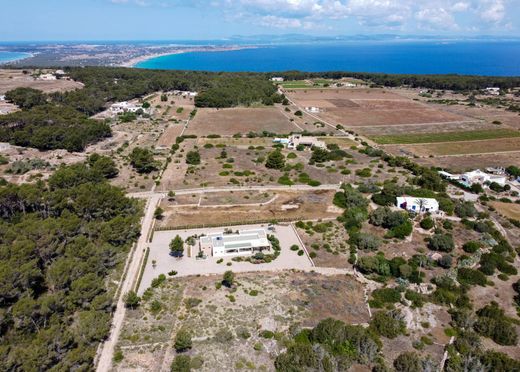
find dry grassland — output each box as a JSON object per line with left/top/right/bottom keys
{"left": 116, "top": 271, "right": 369, "bottom": 371}
{"left": 0, "top": 69, "right": 83, "bottom": 94}
{"left": 157, "top": 190, "right": 341, "bottom": 228}
{"left": 490, "top": 202, "right": 520, "bottom": 221}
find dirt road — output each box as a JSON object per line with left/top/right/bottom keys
{"left": 127, "top": 183, "right": 342, "bottom": 199}
{"left": 95, "top": 194, "right": 161, "bottom": 372}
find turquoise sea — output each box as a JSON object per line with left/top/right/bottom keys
{"left": 0, "top": 51, "right": 32, "bottom": 64}
{"left": 136, "top": 42, "right": 520, "bottom": 76}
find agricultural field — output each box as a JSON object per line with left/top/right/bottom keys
{"left": 416, "top": 152, "right": 520, "bottom": 172}
{"left": 115, "top": 271, "right": 370, "bottom": 371}
{"left": 370, "top": 129, "right": 520, "bottom": 145}
{"left": 384, "top": 137, "right": 520, "bottom": 157}
{"left": 184, "top": 107, "right": 298, "bottom": 136}
{"left": 286, "top": 88, "right": 468, "bottom": 128}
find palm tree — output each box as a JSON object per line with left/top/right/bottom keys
{"left": 415, "top": 198, "right": 428, "bottom": 213}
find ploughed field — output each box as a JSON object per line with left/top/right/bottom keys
{"left": 287, "top": 88, "right": 467, "bottom": 127}
{"left": 184, "top": 107, "right": 299, "bottom": 136}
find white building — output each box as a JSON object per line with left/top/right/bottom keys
{"left": 461, "top": 169, "right": 506, "bottom": 187}
{"left": 38, "top": 73, "right": 57, "bottom": 81}
{"left": 109, "top": 101, "right": 143, "bottom": 114}
{"left": 273, "top": 138, "right": 290, "bottom": 145}
{"left": 199, "top": 229, "right": 271, "bottom": 257}
{"left": 0, "top": 95, "right": 5, "bottom": 101}
{"left": 287, "top": 134, "right": 327, "bottom": 150}
{"left": 305, "top": 106, "right": 320, "bottom": 113}
{"left": 485, "top": 87, "right": 500, "bottom": 96}
{"left": 271, "top": 77, "right": 284, "bottom": 82}
{"left": 344, "top": 82, "right": 357, "bottom": 87}
{"left": 396, "top": 196, "right": 439, "bottom": 213}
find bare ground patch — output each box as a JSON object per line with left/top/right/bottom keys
{"left": 185, "top": 107, "right": 297, "bottom": 136}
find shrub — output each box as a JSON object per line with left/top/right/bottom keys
{"left": 355, "top": 168, "right": 372, "bottom": 177}
{"left": 174, "top": 329, "right": 192, "bottom": 352}
{"left": 420, "top": 217, "right": 434, "bottom": 230}
{"left": 370, "top": 310, "right": 406, "bottom": 339}
{"left": 372, "top": 288, "right": 401, "bottom": 304}
{"left": 457, "top": 268, "right": 487, "bottom": 286}
{"left": 171, "top": 355, "right": 191, "bottom": 372}
{"left": 124, "top": 291, "right": 141, "bottom": 309}
{"left": 260, "top": 330, "right": 275, "bottom": 339}
{"left": 462, "top": 241, "right": 481, "bottom": 253}
{"left": 428, "top": 233, "right": 454, "bottom": 252}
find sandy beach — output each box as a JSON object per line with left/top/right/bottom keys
{"left": 121, "top": 46, "right": 256, "bottom": 68}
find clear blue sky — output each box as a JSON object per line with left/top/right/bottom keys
{"left": 1, "top": 0, "right": 518, "bottom": 41}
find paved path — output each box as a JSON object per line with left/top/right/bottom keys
{"left": 96, "top": 194, "right": 161, "bottom": 372}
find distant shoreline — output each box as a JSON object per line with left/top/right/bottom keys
{"left": 125, "top": 46, "right": 257, "bottom": 68}
{"left": 0, "top": 52, "right": 34, "bottom": 65}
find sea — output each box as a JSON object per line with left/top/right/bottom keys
{"left": 136, "top": 41, "right": 520, "bottom": 76}
{"left": 0, "top": 51, "right": 32, "bottom": 65}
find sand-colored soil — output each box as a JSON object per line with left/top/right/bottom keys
{"left": 185, "top": 107, "right": 299, "bottom": 136}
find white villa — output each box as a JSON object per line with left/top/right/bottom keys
{"left": 109, "top": 101, "right": 143, "bottom": 114}
{"left": 461, "top": 169, "right": 506, "bottom": 187}
{"left": 439, "top": 169, "right": 507, "bottom": 187}
{"left": 286, "top": 134, "right": 326, "bottom": 150}
{"left": 199, "top": 229, "right": 271, "bottom": 257}
{"left": 485, "top": 87, "right": 500, "bottom": 96}
{"left": 305, "top": 106, "right": 320, "bottom": 113}
{"left": 271, "top": 77, "right": 284, "bottom": 82}
{"left": 396, "top": 196, "right": 439, "bottom": 213}
{"left": 172, "top": 90, "right": 198, "bottom": 97}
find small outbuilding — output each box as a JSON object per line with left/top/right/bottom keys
{"left": 396, "top": 196, "right": 439, "bottom": 213}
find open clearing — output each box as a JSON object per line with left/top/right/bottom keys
{"left": 287, "top": 88, "right": 468, "bottom": 128}
{"left": 185, "top": 107, "right": 298, "bottom": 136}
{"left": 0, "top": 69, "right": 83, "bottom": 94}
{"left": 117, "top": 271, "right": 369, "bottom": 371}
{"left": 370, "top": 128, "right": 520, "bottom": 144}
{"left": 384, "top": 137, "right": 520, "bottom": 157}
{"left": 156, "top": 190, "right": 341, "bottom": 228}
{"left": 490, "top": 201, "right": 520, "bottom": 220}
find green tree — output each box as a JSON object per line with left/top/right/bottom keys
{"left": 169, "top": 235, "right": 184, "bottom": 257}
{"left": 88, "top": 153, "right": 119, "bottom": 179}
{"left": 124, "top": 291, "right": 141, "bottom": 309}
{"left": 265, "top": 150, "right": 285, "bottom": 170}
{"left": 222, "top": 270, "right": 235, "bottom": 288}
{"left": 174, "top": 329, "right": 192, "bottom": 352}
{"left": 5, "top": 87, "right": 47, "bottom": 109}
{"left": 185, "top": 151, "right": 201, "bottom": 165}
{"left": 129, "top": 147, "right": 158, "bottom": 173}
{"left": 154, "top": 207, "right": 164, "bottom": 220}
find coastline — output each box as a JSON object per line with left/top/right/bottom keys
{"left": 0, "top": 52, "right": 34, "bottom": 65}
{"left": 123, "top": 46, "right": 257, "bottom": 68}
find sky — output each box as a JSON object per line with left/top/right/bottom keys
{"left": 1, "top": 0, "right": 519, "bottom": 41}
